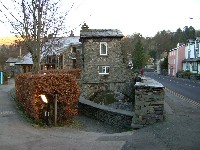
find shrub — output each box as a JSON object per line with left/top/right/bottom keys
{"left": 15, "top": 69, "right": 80, "bottom": 126}
{"left": 177, "top": 70, "right": 192, "bottom": 79}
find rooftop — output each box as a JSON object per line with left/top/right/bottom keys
{"left": 15, "top": 53, "right": 33, "bottom": 65}
{"left": 41, "top": 36, "right": 81, "bottom": 57}
{"left": 80, "top": 29, "right": 124, "bottom": 38}
{"left": 6, "top": 57, "right": 21, "bottom": 63}
{"left": 80, "top": 23, "right": 123, "bottom": 38}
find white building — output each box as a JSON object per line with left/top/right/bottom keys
{"left": 182, "top": 37, "right": 200, "bottom": 74}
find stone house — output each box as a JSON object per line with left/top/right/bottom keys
{"left": 41, "top": 33, "right": 81, "bottom": 70}
{"left": 15, "top": 53, "right": 33, "bottom": 74}
{"left": 5, "top": 57, "right": 21, "bottom": 77}
{"left": 182, "top": 37, "right": 200, "bottom": 74}
{"left": 79, "top": 23, "right": 132, "bottom": 99}
{"left": 168, "top": 43, "right": 185, "bottom": 76}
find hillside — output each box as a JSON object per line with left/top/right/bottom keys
{"left": 0, "top": 37, "right": 22, "bottom": 46}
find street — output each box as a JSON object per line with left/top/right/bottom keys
{"left": 0, "top": 79, "right": 200, "bottom": 149}
{"left": 145, "top": 72, "right": 200, "bottom": 104}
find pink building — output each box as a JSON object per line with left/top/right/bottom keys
{"left": 168, "top": 43, "right": 185, "bottom": 76}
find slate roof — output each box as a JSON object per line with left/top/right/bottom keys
{"left": 41, "top": 36, "right": 81, "bottom": 57}
{"left": 15, "top": 53, "right": 33, "bottom": 65}
{"left": 80, "top": 29, "right": 124, "bottom": 38}
{"left": 6, "top": 57, "right": 21, "bottom": 63}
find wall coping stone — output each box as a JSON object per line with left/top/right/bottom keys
{"left": 81, "top": 81, "right": 129, "bottom": 84}
{"left": 79, "top": 97, "right": 134, "bottom": 116}
{"left": 134, "top": 76, "right": 164, "bottom": 88}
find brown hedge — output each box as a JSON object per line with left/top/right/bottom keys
{"left": 15, "top": 69, "right": 80, "bottom": 126}
{"left": 39, "top": 69, "right": 81, "bottom": 79}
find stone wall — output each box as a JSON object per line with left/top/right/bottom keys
{"left": 79, "top": 97, "right": 133, "bottom": 128}
{"left": 81, "top": 81, "right": 134, "bottom": 100}
{"left": 80, "top": 37, "right": 132, "bottom": 99}
{"left": 81, "top": 38, "right": 130, "bottom": 82}
{"left": 63, "top": 44, "right": 82, "bottom": 69}
{"left": 78, "top": 77, "right": 165, "bottom": 129}
{"left": 132, "top": 77, "right": 165, "bottom": 128}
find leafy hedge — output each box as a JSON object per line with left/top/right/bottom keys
{"left": 177, "top": 70, "right": 191, "bottom": 79}
{"left": 39, "top": 69, "right": 81, "bottom": 79}
{"left": 15, "top": 69, "right": 81, "bottom": 126}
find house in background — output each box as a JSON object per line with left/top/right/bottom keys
{"left": 40, "top": 31, "right": 81, "bottom": 70}
{"left": 5, "top": 57, "right": 21, "bottom": 77}
{"left": 182, "top": 37, "right": 200, "bottom": 74}
{"left": 79, "top": 23, "right": 132, "bottom": 99}
{"left": 15, "top": 53, "right": 33, "bottom": 74}
{"left": 168, "top": 43, "right": 185, "bottom": 76}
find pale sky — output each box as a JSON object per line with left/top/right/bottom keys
{"left": 0, "top": 0, "right": 200, "bottom": 37}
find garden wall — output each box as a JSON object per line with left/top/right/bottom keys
{"left": 132, "top": 77, "right": 165, "bottom": 128}
{"left": 78, "top": 97, "right": 133, "bottom": 128}
{"left": 79, "top": 77, "right": 165, "bottom": 129}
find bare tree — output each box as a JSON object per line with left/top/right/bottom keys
{"left": 0, "top": 0, "right": 74, "bottom": 73}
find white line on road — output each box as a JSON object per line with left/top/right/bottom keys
{"left": 0, "top": 111, "right": 15, "bottom": 115}
{"left": 165, "top": 88, "right": 200, "bottom": 108}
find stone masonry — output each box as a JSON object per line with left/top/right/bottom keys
{"left": 79, "top": 97, "right": 133, "bottom": 128}
{"left": 79, "top": 23, "right": 132, "bottom": 99}
{"left": 132, "top": 77, "right": 165, "bottom": 128}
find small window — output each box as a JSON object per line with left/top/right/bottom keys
{"left": 9, "top": 63, "right": 15, "bottom": 66}
{"left": 72, "top": 47, "right": 76, "bottom": 53}
{"left": 192, "top": 62, "right": 197, "bottom": 71}
{"left": 100, "top": 42, "right": 107, "bottom": 55}
{"left": 98, "top": 66, "right": 109, "bottom": 74}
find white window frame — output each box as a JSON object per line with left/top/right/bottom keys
{"left": 9, "top": 63, "right": 15, "bottom": 66}
{"left": 98, "top": 66, "right": 110, "bottom": 74}
{"left": 100, "top": 42, "right": 107, "bottom": 55}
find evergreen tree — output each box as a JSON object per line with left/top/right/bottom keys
{"left": 161, "top": 57, "right": 168, "bottom": 70}
{"left": 148, "top": 50, "right": 157, "bottom": 60}
{"left": 183, "top": 26, "right": 196, "bottom": 42}
{"left": 132, "top": 39, "right": 145, "bottom": 69}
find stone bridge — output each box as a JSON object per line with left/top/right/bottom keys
{"left": 79, "top": 76, "right": 165, "bottom": 129}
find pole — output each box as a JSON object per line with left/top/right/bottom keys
{"left": 54, "top": 94, "right": 57, "bottom": 126}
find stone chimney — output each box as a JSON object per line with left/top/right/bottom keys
{"left": 81, "top": 23, "right": 89, "bottom": 31}
{"left": 70, "top": 30, "right": 74, "bottom": 37}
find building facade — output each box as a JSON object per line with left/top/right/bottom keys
{"left": 80, "top": 23, "right": 132, "bottom": 99}
{"left": 5, "top": 57, "right": 22, "bottom": 77}
{"left": 182, "top": 38, "right": 200, "bottom": 74}
{"left": 168, "top": 43, "right": 185, "bottom": 76}
{"left": 41, "top": 34, "right": 81, "bottom": 70}
{"left": 15, "top": 53, "right": 33, "bottom": 74}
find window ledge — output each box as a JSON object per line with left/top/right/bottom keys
{"left": 99, "top": 73, "right": 109, "bottom": 75}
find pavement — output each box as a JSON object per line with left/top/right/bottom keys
{"left": 0, "top": 79, "right": 200, "bottom": 150}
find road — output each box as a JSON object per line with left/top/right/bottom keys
{"left": 145, "top": 72, "right": 200, "bottom": 103}
{"left": 1, "top": 79, "right": 200, "bottom": 149}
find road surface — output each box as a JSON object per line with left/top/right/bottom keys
{"left": 145, "top": 72, "right": 200, "bottom": 103}
{"left": 0, "top": 79, "right": 200, "bottom": 149}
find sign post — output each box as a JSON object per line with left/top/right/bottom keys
{"left": 54, "top": 94, "right": 57, "bottom": 126}
{"left": 0, "top": 71, "right": 3, "bottom": 85}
